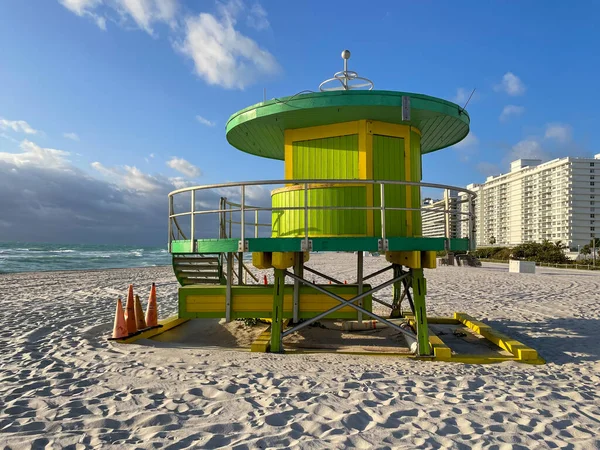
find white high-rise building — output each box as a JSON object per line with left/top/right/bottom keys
{"left": 421, "top": 191, "right": 461, "bottom": 239}
{"left": 456, "top": 156, "right": 600, "bottom": 250}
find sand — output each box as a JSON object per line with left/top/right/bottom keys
{"left": 1, "top": 255, "right": 600, "bottom": 449}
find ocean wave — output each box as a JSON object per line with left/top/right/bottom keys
{"left": 51, "top": 249, "right": 76, "bottom": 253}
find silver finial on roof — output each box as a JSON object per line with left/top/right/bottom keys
{"left": 319, "top": 49, "right": 374, "bottom": 92}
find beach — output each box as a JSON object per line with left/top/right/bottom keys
{"left": 1, "top": 255, "right": 600, "bottom": 449}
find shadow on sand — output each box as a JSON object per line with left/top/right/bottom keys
{"left": 487, "top": 317, "right": 600, "bottom": 365}
{"left": 139, "top": 319, "right": 268, "bottom": 350}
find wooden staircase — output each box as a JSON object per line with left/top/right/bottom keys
{"left": 173, "top": 254, "right": 225, "bottom": 286}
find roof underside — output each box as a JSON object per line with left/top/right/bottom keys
{"left": 225, "top": 90, "right": 470, "bottom": 160}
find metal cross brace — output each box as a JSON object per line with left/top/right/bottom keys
{"left": 281, "top": 271, "right": 417, "bottom": 346}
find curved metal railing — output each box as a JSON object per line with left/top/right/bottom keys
{"left": 168, "top": 179, "right": 477, "bottom": 253}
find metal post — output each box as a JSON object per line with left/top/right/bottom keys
{"left": 468, "top": 194, "right": 476, "bottom": 251}
{"left": 411, "top": 268, "right": 431, "bottom": 356}
{"left": 238, "top": 252, "right": 243, "bottom": 285}
{"left": 303, "top": 183, "right": 309, "bottom": 251}
{"left": 271, "top": 268, "right": 285, "bottom": 352}
{"left": 343, "top": 52, "right": 348, "bottom": 89}
{"left": 293, "top": 253, "right": 303, "bottom": 323}
{"left": 239, "top": 185, "right": 245, "bottom": 252}
{"left": 168, "top": 195, "right": 173, "bottom": 252}
{"left": 218, "top": 197, "right": 223, "bottom": 239}
{"left": 444, "top": 189, "right": 450, "bottom": 240}
{"left": 255, "top": 210, "right": 259, "bottom": 238}
{"left": 380, "top": 183, "right": 386, "bottom": 251}
{"left": 190, "top": 190, "right": 195, "bottom": 253}
{"left": 228, "top": 203, "right": 232, "bottom": 239}
{"left": 225, "top": 252, "right": 232, "bottom": 322}
{"left": 391, "top": 264, "right": 402, "bottom": 317}
{"left": 357, "top": 250, "right": 363, "bottom": 324}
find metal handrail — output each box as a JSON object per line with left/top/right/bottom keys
{"left": 220, "top": 197, "right": 270, "bottom": 240}
{"left": 168, "top": 179, "right": 477, "bottom": 252}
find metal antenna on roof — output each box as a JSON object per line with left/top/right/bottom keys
{"left": 319, "top": 49, "right": 374, "bottom": 92}
{"left": 459, "top": 88, "right": 476, "bottom": 114}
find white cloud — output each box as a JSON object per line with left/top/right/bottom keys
{"left": 247, "top": 3, "right": 269, "bottom": 30}
{"left": 452, "top": 88, "right": 469, "bottom": 105}
{"left": 149, "top": 153, "right": 155, "bottom": 158}
{"left": 451, "top": 132, "right": 479, "bottom": 162}
{"left": 509, "top": 139, "right": 547, "bottom": 161}
{"left": 59, "top": 0, "right": 106, "bottom": 30}
{"left": 58, "top": 0, "right": 178, "bottom": 34}
{"left": 92, "top": 161, "right": 174, "bottom": 192}
{"left": 545, "top": 123, "right": 572, "bottom": 143}
{"left": 113, "top": 0, "right": 178, "bottom": 34}
{"left": 59, "top": 0, "right": 278, "bottom": 89}
{"left": 59, "top": 0, "right": 101, "bottom": 16}
{"left": 166, "top": 157, "right": 201, "bottom": 177}
{"left": 95, "top": 15, "right": 107, "bottom": 30}
{"left": 196, "top": 115, "right": 216, "bottom": 127}
{"left": 494, "top": 72, "right": 526, "bottom": 96}
{"left": 0, "top": 140, "right": 70, "bottom": 169}
{"left": 453, "top": 132, "right": 479, "bottom": 149}
{"left": 499, "top": 105, "right": 525, "bottom": 122}
{"left": 0, "top": 118, "right": 39, "bottom": 135}
{"left": 0, "top": 133, "right": 21, "bottom": 144}
{"left": 476, "top": 162, "right": 501, "bottom": 176}
{"left": 452, "top": 88, "right": 478, "bottom": 106}
{"left": 0, "top": 138, "right": 228, "bottom": 244}
{"left": 177, "top": 7, "right": 280, "bottom": 89}
{"left": 63, "top": 132, "right": 80, "bottom": 141}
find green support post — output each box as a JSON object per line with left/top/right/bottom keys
{"left": 411, "top": 268, "right": 431, "bottom": 356}
{"left": 270, "top": 268, "right": 285, "bottom": 352}
{"left": 390, "top": 264, "right": 402, "bottom": 318}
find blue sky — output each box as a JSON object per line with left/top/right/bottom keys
{"left": 0, "top": 0, "right": 598, "bottom": 244}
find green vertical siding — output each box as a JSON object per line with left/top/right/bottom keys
{"left": 292, "top": 135, "right": 359, "bottom": 179}
{"left": 373, "top": 135, "right": 406, "bottom": 236}
{"left": 272, "top": 186, "right": 367, "bottom": 237}
{"left": 411, "top": 131, "right": 422, "bottom": 236}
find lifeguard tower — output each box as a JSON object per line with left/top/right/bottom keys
{"left": 163, "top": 51, "right": 541, "bottom": 362}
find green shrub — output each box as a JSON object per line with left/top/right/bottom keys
{"left": 475, "top": 241, "right": 571, "bottom": 264}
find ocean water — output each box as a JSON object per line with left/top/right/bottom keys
{"left": 0, "top": 242, "right": 171, "bottom": 274}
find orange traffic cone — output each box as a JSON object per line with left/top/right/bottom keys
{"left": 145, "top": 283, "right": 158, "bottom": 327}
{"left": 134, "top": 294, "right": 146, "bottom": 330}
{"left": 111, "top": 298, "right": 128, "bottom": 339}
{"left": 125, "top": 284, "right": 137, "bottom": 335}
{"left": 263, "top": 275, "right": 268, "bottom": 285}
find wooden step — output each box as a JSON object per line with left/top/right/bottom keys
{"left": 174, "top": 257, "right": 220, "bottom": 263}
{"left": 177, "top": 271, "right": 221, "bottom": 278}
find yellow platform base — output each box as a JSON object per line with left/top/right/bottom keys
{"left": 112, "top": 316, "right": 189, "bottom": 344}
{"left": 252, "top": 312, "right": 544, "bottom": 364}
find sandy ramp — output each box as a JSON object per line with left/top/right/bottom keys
{"left": 1, "top": 257, "right": 600, "bottom": 448}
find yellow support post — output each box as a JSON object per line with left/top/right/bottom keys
{"left": 270, "top": 268, "right": 285, "bottom": 352}
{"left": 412, "top": 269, "right": 430, "bottom": 356}
{"left": 272, "top": 252, "right": 295, "bottom": 269}
{"left": 421, "top": 251, "right": 437, "bottom": 269}
{"left": 385, "top": 251, "right": 421, "bottom": 268}
{"left": 252, "top": 252, "right": 273, "bottom": 269}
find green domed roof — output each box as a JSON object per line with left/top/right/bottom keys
{"left": 226, "top": 90, "right": 470, "bottom": 160}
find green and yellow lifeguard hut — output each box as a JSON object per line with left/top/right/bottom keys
{"left": 168, "top": 50, "right": 476, "bottom": 357}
